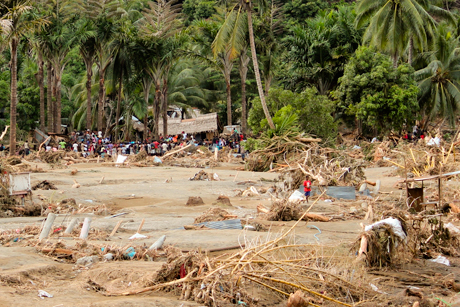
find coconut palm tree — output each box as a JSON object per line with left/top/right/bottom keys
{"left": 415, "top": 23, "right": 460, "bottom": 127}
{"left": 139, "top": 0, "right": 183, "bottom": 137}
{"left": 213, "top": 0, "right": 275, "bottom": 129}
{"left": 355, "top": 0, "right": 452, "bottom": 67}
{"left": 0, "top": 0, "right": 47, "bottom": 155}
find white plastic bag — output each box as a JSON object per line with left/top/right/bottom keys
{"left": 289, "top": 190, "right": 305, "bottom": 202}
{"left": 365, "top": 217, "right": 406, "bottom": 241}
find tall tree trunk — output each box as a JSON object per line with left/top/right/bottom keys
{"left": 85, "top": 60, "right": 93, "bottom": 131}
{"left": 47, "top": 62, "right": 53, "bottom": 133}
{"left": 162, "top": 78, "right": 168, "bottom": 137}
{"left": 143, "top": 77, "right": 152, "bottom": 140}
{"left": 264, "top": 75, "right": 272, "bottom": 97}
{"left": 52, "top": 68, "right": 57, "bottom": 133}
{"left": 239, "top": 58, "right": 249, "bottom": 134}
{"left": 154, "top": 81, "right": 161, "bottom": 139}
{"left": 116, "top": 71, "right": 122, "bottom": 143}
{"left": 37, "top": 51, "right": 45, "bottom": 131}
{"left": 54, "top": 67, "right": 62, "bottom": 134}
{"left": 247, "top": 3, "right": 275, "bottom": 130}
{"left": 392, "top": 53, "right": 398, "bottom": 68}
{"left": 408, "top": 37, "right": 413, "bottom": 65}
{"left": 225, "top": 74, "right": 232, "bottom": 126}
{"left": 97, "top": 72, "right": 105, "bottom": 133}
{"left": 9, "top": 38, "right": 18, "bottom": 156}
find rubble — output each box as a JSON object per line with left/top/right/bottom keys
{"left": 194, "top": 207, "right": 232, "bottom": 223}
{"left": 32, "top": 180, "right": 57, "bottom": 190}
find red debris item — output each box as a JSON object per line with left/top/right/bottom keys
{"left": 53, "top": 227, "right": 62, "bottom": 233}
{"left": 180, "top": 264, "right": 186, "bottom": 278}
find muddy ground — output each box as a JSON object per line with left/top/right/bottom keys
{"left": 0, "top": 162, "right": 459, "bottom": 306}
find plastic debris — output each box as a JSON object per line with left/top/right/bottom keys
{"left": 38, "top": 290, "right": 53, "bottom": 299}
{"left": 365, "top": 217, "right": 407, "bottom": 241}
{"left": 429, "top": 255, "right": 450, "bottom": 266}
{"left": 445, "top": 223, "right": 460, "bottom": 235}
{"left": 124, "top": 247, "right": 136, "bottom": 258}
{"left": 148, "top": 235, "right": 166, "bottom": 250}
{"left": 103, "top": 253, "right": 114, "bottom": 261}
{"left": 289, "top": 190, "right": 304, "bottom": 202}
{"left": 154, "top": 156, "right": 162, "bottom": 164}
{"left": 129, "top": 233, "right": 148, "bottom": 240}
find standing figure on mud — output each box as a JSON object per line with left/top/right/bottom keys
{"left": 303, "top": 175, "right": 311, "bottom": 203}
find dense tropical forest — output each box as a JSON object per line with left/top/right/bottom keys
{"left": 1, "top": 0, "right": 460, "bottom": 152}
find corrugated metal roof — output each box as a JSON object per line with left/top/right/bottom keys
{"left": 194, "top": 219, "right": 242, "bottom": 230}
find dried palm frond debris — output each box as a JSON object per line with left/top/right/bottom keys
{"left": 245, "top": 134, "right": 366, "bottom": 189}
{"left": 354, "top": 208, "right": 460, "bottom": 268}
{"left": 104, "top": 199, "right": 374, "bottom": 306}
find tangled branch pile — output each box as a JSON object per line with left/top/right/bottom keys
{"left": 354, "top": 208, "right": 460, "bottom": 268}
{"left": 194, "top": 207, "right": 231, "bottom": 223}
{"left": 106, "top": 210, "right": 373, "bottom": 306}
{"left": 245, "top": 133, "right": 366, "bottom": 188}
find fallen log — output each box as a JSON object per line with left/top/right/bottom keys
{"left": 41, "top": 248, "right": 74, "bottom": 255}
{"left": 37, "top": 136, "right": 51, "bottom": 157}
{"left": 257, "top": 204, "right": 270, "bottom": 214}
{"left": 302, "top": 213, "right": 329, "bottom": 222}
{"left": 162, "top": 143, "right": 192, "bottom": 159}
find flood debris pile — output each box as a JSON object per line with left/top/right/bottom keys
{"left": 106, "top": 220, "right": 373, "bottom": 307}
{"left": 161, "top": 145, "right": 221, "bottom": 168}
{"left": 257, "top": 199, "right": 330, "bottom": 222}
{"left": 188, "top": 170, "right": 219, "bottom": 181}
{"left": 355, "top": 207, "right": 460, "bottom": 268}
{"left": 193, "top": 207, "right": 232, "bottom": 223}
{"left": 36, "top": 240, "right": 160, "bottom": 263}
{"left": 32, "top": 180, "right": 57, "bottom": 190}
{"left": 246, "top": 136, "right": 367, "bottom": 191}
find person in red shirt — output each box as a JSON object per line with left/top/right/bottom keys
{"left": 303, "top": 175, "right": 312, "bottom": 203}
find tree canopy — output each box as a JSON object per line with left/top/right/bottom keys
{"left": 1, "top": 0, "right": 460, "bottom": 150}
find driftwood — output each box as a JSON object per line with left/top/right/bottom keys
{"left": 0, "top": 125, "right": 9, "bottom": 141}
{"left": 162, "top": 144, "right": 192, "bottom": 159}
{"left": 37, "top": 136, "right": 51, "bottom": 156}
{"left": 302, "top": 213, "right": 329, "bottom": 222}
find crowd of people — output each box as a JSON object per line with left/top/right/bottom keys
{"left": 33, "top": 129, "right": 247, "bottom": 159}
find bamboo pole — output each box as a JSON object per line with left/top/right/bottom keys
{"left": 109, "top": 220, "right": 123, "bottom": 237}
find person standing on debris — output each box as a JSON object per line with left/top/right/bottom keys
{"left": 59, "top": 140, "right": 66, "bottom": 150}
{"left": 303, "top": 176, "right": 312, "bottom": 203}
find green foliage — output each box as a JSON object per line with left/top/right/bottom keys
{"left": 183, "top": 0, "right": 216, "bottom": 26}
{"left": 248, "top": 87, "right": 337, "bottom": 142}
{"left": 334, "top": 46, "right": 419, "bottom": 134}
{"left": 282, "top": 5, "right": 362, "bottom": 94}
{"left": 282, "top": 0, "right": 330, "bottom": 23}
{"left": 414, "top": 23, "right": 460, "bottom": 127}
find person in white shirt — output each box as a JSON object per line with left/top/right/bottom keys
{"left": 72, "top": 143, "right": 79, "bottom": 152}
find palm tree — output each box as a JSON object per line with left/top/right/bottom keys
{"left": 0, "top": 0, "right": 47, "bottom": 155}
{"left": 238, "top": 46, "right": 250, "bottom": 134}
{"left": 139, "top": 0, "right": 183, "bottom": 137}
{"left": 194, "top": 17, "right": 235, "bottom": 126}
{"left": 415, "top": 23, "right": 460, "bottom": 127}
{"left": 214, "top": 0, "right": 275, "bottom": 129}
{"left": 355, "top": 0, "right": 451, "bottom": 67}
{"left": 77, "top": 19, "right": 96, "bottom": 130}
{"left": 109, "top": 19, "right": 134, "bottom": 142}
{"left": 85, "top": 0, "right": 120, "bottom": 133}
